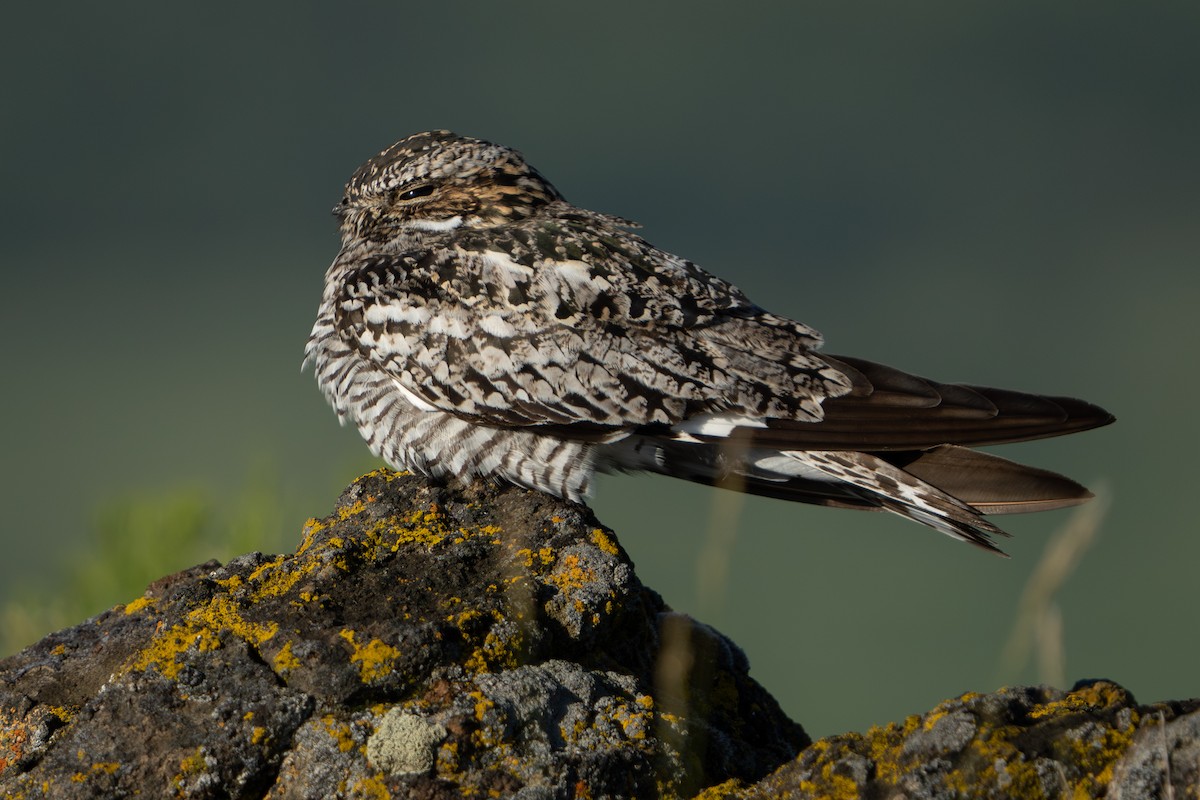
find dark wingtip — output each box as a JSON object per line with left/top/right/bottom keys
{"left": 1042, "top": 395, "right": 1116, "bottom": 433}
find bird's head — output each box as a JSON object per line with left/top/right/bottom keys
{"left": 335, "top": 130, "right": 563, "bottom": 244}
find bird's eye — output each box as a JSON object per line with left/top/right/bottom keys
{"left": 397, "top": 185, "right": 434, "bottom": 201}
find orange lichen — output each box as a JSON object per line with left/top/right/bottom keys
{"left": 518, "top": 547, "right": 556, "bottom": 569}
{"left": 546, "top": 554, "right": 595, "bottom": 593}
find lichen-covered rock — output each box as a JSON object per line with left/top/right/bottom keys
{"left": 2, "top": 470, "right": 1196, "bottom": 799}
{"left": 0, "top": 470, "right": 804, "bottom": 799}
{"left": 699, "top": 681, "right": 1200, "bottom": 800}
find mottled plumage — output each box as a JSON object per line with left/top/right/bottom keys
{"left": 305, "top": 131, "right": 1114, "bottom": 554}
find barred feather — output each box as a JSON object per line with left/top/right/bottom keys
{"left": 305, "top": 131, "right": 1114, "bottom": 554}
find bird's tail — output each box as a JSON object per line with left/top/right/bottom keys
{"left": 603, "top": 439, "right": 1095, "bottom": 556}
{"left": 752, "top": 446, "right": 1099, "bottom": 555}
{"left": 601, "top": 355, "right": 1115, "bottom": 554}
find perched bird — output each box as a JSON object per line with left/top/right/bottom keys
{"left": 305, "top": 131, "right": 1113, "bottom": 554}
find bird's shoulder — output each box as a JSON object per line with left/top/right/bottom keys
{"left": 328, "top": 203, "right": 839, "bottom": 430}
{"left": 338, "top": 203, "right": 773, "bottom": 331}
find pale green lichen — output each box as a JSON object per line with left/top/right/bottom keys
{"left": 366, "top": 709, "right": 446, "bottom": 775}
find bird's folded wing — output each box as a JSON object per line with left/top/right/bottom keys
{"left": 331, "top": 229, "right": 848, "bottom": 432}
{"left": 733, "top": 354, "right": 1115, "bottom": 450}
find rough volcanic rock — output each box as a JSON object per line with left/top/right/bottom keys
{"left": 1, "top": 470, "right": 1196, "bottom": 799}
{"left": 0, "top": 470, "right": 804, "bottom": 799}
{"left": 699, "top": 680, "right": 1200, "bottom": 799}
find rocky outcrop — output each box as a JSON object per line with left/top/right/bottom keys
{"left": 706, "top": 680, "right": 1200, "bottom": 799}
{"left": 0, "top": 470, "right": 1195, "bottom": 798}
{"left": 0, "top": 471, "right": 803, "bottom": 799}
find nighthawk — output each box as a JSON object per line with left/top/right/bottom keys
{"left": 305, "top": 130, "right": 1114, "bottom": 554}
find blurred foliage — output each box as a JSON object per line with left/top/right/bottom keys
{"left": 0, "top": 473, "right": 287, "bottom": 658}
{"left": 999, "top": 488, "right": 1109, "bottom": 689}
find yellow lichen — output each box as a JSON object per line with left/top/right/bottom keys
{"left": 352, "top": 774, "right": 391, "bottom": 799}
{"left": 123, "top": 595, "right": 278, "bottom": 679}
{"left": 864, "top": 715, "right": 919, "bottom": 785}
{"left": 590, "top": 528, "right": 619, "bottom": 556}
{"left": 1051, "top": 704, "right": 1138, "bottom": 795}
{"left": 340, "top": 629, "right": 400, "bottom": 683}
{"left": 295, "top": 514, "right": 334, "bottom": 555}
{"left": 611, "top": 701, "right": 653, "bottom": 741}
{"left": 559, "top": 717, "right": 588, "bottom": 745}
{"left": 245, "top": 557, "right": 291, "bottom": 595}
{"left": 321, "top": 714, "right": 360, "bottom": 753}
{"left": 1029, "top": 682, "right": 1127, "bottom": 720}
{"left": 176, "top": 747, "right": 208, "bottom": 782}
{"left": 273, "top": 640, "right": 301, "bottom": 674}
{"left": 800, "top": 769, "right": 857, "bottom": 800}
{"left": 444, "top": 606, "right": 524, "bottom": 673}
{"left": 312, "top": 498, "right": 505, "bottom": 563}
{"left": 43, "top": 705, "right": 75, "bottom": 726}
{"left": 219, "top": 574, "right": 245, "bottom": 591}
{"left": 467, "top": 690, "right": 494, "bottom": 722}
{"left": 337, "top": 499, "right": 369, "bottom": 521}
{"left": 930, "top": 686, "right": 1138, "bottom": 800}
{"left": 369, "top": 468, "right": 407, "bottom": 482}
{"left": 689, "top": 778, "right": 745, "bottom": 799}
{"left": 790, "top": 736, "right": 870, "bottom": 800}
{"left": 122, "top": 596, "right": 154, "bottom": 615}
{"left": 469, "top": 628, "right": 522, "bottom": 674}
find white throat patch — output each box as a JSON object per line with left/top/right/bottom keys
{"left": 408, "top": 216, "right": 464, "bottom": 232}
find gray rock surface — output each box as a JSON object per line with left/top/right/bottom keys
{"left": 0, "top": 470, "right": 803, "bottom": 798}
{"left": 1, "top": 470, "right": 1195, "bottom": 799}
{"left": 710, "top": 681, "right": 1200, "bottom": 799}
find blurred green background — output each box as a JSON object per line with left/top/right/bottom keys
{"left": 2, "top": 2, "right": 1197, "bottom": 739}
